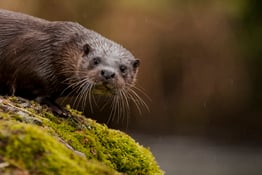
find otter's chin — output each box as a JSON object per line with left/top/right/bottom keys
{"left": 92, "top": 84, "right": 117, "bottom": 96}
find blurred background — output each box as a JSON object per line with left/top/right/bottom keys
{"left": 0, "top": 0, "right": 261, "bottom": 174}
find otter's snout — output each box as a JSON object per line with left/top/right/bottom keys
{"left": 100, "top": 69, "right": 116, "bottom": 81}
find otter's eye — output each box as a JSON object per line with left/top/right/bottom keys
{"left": 120, "top": 65, "right": 127, "bottom": 73}
{"left": 133, "top": 59, "right": 140, "bottom": 68}
{"left": 92, "top": 57, "right": 101, "bottom": 66}
{"left": 83, "top": 44, "right": 90, "bottom": 55}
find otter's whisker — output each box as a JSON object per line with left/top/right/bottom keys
{"left": 79, "top": 80, "right": 92, "bottom": 113}
{"left": 118, "top": 90, "right": 127, "bottom": 123}
{"left": 60, "top": 78, "right": 87, "bottom": 97}
{"left": 72, "top": 79, "right": 91, "bottom": 109}
{"left": 131, "top": 85, "right": 151, "bottom": 102}
{"left": 121, "top": 90, "right": 130, "bottom": 113}
{"left": 60, "top": 79, "right": 87, "bottom": 107}
{"left": 81, "top": 82, "right": 91, "bottom": 113}
{"left": 116, "top": 95, "right": 121, "bottom": 123}
{"left": 107, "top": 96, "right": 116, "bottom": 124}
{"left": 88, "top": 84, "right": 94, "bottom": 113}
{"left": 100, "top": 96, "right": 112, "bottom": 111}
{"left": 113, "top": 96, "right": 118, "bottom": 123}
{"left": 121, "top": 90, "right": 130, "bottom": 123}
{"left": 126, "top": 93, "right": 142, "bottom": 115}
{"left": 128, "top": 88, "right": 150, "bottom": 112}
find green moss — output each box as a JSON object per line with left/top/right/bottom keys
{"left": 0, "top": 121, "right": 119, "bottom": 175}
{"left": 0, "top": 96, "right": 164, "bottom": 175}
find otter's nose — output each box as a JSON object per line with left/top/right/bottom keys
{"left": 100, "top": 69, "right": 115, "bottom": 80}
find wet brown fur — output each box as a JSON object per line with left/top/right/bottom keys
{"left": 0, "top": 9, "right": 142, "bottom": 117}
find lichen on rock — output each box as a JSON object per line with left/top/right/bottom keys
{"left": 0, "top": 96, "right": 164, "bottom": 175}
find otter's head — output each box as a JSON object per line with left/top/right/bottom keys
{"left": 59, "top": 24, "right": 146, "bottom": 119}
{"left": 76, "top": 30, "right": 140, "bottom": 95}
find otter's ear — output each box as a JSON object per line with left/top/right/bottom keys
{"left": 83, "top": 44, "right": 91, "bottom": 55}
{"left": 133, "top": 59, "right": 140, "bottom": 69}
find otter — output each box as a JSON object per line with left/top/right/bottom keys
{"left": 0, "top": 9, "right": 144, "bottom": 117}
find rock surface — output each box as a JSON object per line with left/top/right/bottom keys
{"left": 0, "top": 96, "right": 163, "bottom": 175}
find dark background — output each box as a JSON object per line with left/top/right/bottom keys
{"left": 1, "top": 0, "right": 261, "bottom": 174}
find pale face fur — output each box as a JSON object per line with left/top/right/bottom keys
{"left": 75, "top": 29, "right": 140, "bottom": 94}
{"left": 59, "top": 27, "right": 146, "bottom": 119}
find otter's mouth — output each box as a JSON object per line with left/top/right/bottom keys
{"left": 92, "top": 83, "right": 116, "bottom": 96}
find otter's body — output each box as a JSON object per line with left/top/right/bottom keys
{"left": 0, "top": 9, "right": 140, "bottom": 115}
{"left": 0, "top": 9, "right": 66, "bottom": 99}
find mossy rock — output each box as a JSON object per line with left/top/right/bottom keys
{"left": 0, "top": 96, "right": 164, "bottom": 175}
